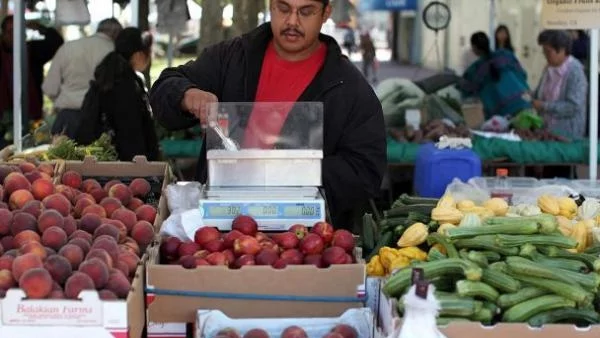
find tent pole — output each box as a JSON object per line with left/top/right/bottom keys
{"left": 13, "top": 0, "right": 24, "bottom": 153}
{"left": 589, "top": 29, "right": 599, "bottom": 179}
{"left": 489, "top": 0, "right": 496, "bottom": 50}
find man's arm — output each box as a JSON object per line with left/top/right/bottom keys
{"left": 42, "top": 45, "right": 64, "bottom": 100}
{"left": 322, "top": 85, "right": 387, "bottom": 226}
{"left": 150, "top": 44, "right": 224, "bottom": 131}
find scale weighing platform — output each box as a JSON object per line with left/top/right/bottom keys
{"left": 199, "top": 186, "right": 326, "bottom": 231}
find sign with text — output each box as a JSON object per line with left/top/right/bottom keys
{"left": 541, "top": 0, "right": 600, "bottom": 29}
{"left": 359, "top": 0, "right": 417, "bottom": 11}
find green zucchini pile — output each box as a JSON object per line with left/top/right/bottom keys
{"left": 383, "top": 214, "right": 600, "bottom": 327}
{"left": 362, "top": 194, "right": 439, "bottom": 260}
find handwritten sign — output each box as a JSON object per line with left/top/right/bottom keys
{"left": 541, "top": 0, "right": 600, "bottom": 29}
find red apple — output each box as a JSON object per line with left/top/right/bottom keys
{"left": 231, "top": 215, "right": 258, "bottom": 236}
{"left": 289, "top": 224, "right": 308, "bottom": 239}
{"left": 272, "top": 232, "right": 299, "bottom": 250}
{"left": 234, "top": 254, "right": 256, "bottom": 268}
{"left": 223, "top": 230, "right": 244, "bottom": 249}
{"left": 322, "top": 246, "right": 347, "bottom": 266}
{"left": 280, "top": 249, "right": 303, "bottom": 265}
{"left": 205, "top": 252, "right": 228, "bottom": 266}
{"left": 255, "top": 249, "right": 279, "bottom": 266}
{"left": 194, "top": 227, "right": 221, "bottom": 247}
{"left": 299, "top": 233, "right": 324, "bottom": 255}
{"left": 311, "top": 221, "right": 334, "bottom": 244}
{"left": 331, "top": 230, "right": 355, "bottom": 253}
{"left": 233, "top": 235, "right": 261, "bottom": 256}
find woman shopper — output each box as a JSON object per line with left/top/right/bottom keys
{"left": 460, "top": 32, "right": 531, "bottom": 119}
{"left": 75, "top": 27, "right": 159, "bottom": 161}
{"left": 495, "top": 25, "right": 515, "bottom": 52}
{"left": 532, "top": 30, "right": 587, "bottom": 139}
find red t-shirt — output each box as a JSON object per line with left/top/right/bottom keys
{"left": 242, "top": 41, "right": 327, "bottom": 149}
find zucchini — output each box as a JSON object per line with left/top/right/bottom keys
{"left": 505, "top": 256, "right": 578, "bottom": 285}
{"left": 362, "top": 214, "right": 376, "bottom": 253}
{"left": 427, "top": 232, "right": 459, "bottom": 258}
{"left": 437, "top": 317, "right": 471, "bottom": 326}
{"left": 398, "top": 194, "right": 439, "bottom": 205}
{"left": 383, "top": 259, "right": 482, "bottom": 297}
{"left": 454, "top": 235, "right": 519, "bottom": 256}
{"left": 430, "top": 275, "right": 459, "bottom": 292}
{"left": 379, "top": 217, "right": 408, "bottom": 231}
{"left": 427, "top": 247, "right": 447, "bottom": 261}
{"left": 485, "top": 214, "right": 557, "bottom": 234}
{"left": 446, "top": 221, "right": 539, "bottom": 240}
{"left": 406, "top": 211, "right": 431, "bottom": 224}
{"left": 584, "top": 243, "right": 600, "bottom": 255}
{"left": 481, "top": 268, "right": 520, "bottom": 293}
{"left": 509, "top": 274, "right": 593, "bottom": 307}
{"left": 479, "top": 251, "right": 502, "bottom": 263}
{"left": 482, "top": 301, "right": 500, "bottom": 316}
{"left": 496, "top": 234, "right": 577, "bottom": 249}
{"left": 502, "top": 295, "right": 576, "bottom": 322}
{"left": 455, "top": 280, "right": 499, "bottom": 302}
{"left": 366, "top": 231, "right": 393, "bottom": 261}
{"left": 463, "top": 251, "right": 489, "bottom": 268}
{"left": 497, "top": 287, "right": 547, "bottom": 309}
{"left": 438, "top": 295, "right": 483, "bottom": 317}
{"left": 470, "top": 307, "right": 493, "bottom": 325}
{"left": 489, "top": 261, "right": 507, "bottom": 272}
{"left": 539, "top": 246, "right": 600, "bottom": 272}
{"left": 384, "top": 204, "right": 435, "bottom": 218}
{"left": 528, "top": 308, "right": 600, "bottom": 327}
{"left": 521, "top": 247, "right": 588, "bottom": 272}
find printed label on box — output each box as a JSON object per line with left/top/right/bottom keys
{"left": 1, "top": 290, "right": 102, "bottom": 326}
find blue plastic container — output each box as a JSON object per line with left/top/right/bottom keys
{"left": 414, "top": 143, "right": 482, "bottom": 198}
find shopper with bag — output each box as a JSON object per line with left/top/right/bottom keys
{"left": 150, "top": 0, "right": 386, "bottom": 229}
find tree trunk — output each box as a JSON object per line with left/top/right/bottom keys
{"left": 138, "top": 0, "right": 151, "bottom": 88}
{"left": 231, "top": 0, "right": 261, "bottom": 37}
{"left": 198, "top": 1, "right": 225, "bottom": 53}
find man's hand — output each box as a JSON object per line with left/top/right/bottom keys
{"left": 181, "top": 88, "right": 218, "bottom": 125}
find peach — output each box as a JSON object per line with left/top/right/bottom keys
{"left": 45, "top": 247, "right": 57, "bottom": 256}
{"left": 330, "top": 324, "right": 358, "bottom": 338}
{"left": 0, "top": 269, "right": 15, "bottom": 289}
{"left": 116, "top": 260, "right": 130, "bottom": 277}
{"left": 159, "top": 237, "right": 181, "bottom": 261}
{"left": 0, "top": 256, "right": 14, "bottom": 270}
{"left": 0, "top": 202, "right": 6, "bottom": 209}
{"left": 41, "top": 226, "right": 68, "bottom": 251}
{"left": 82, "top": 179, "right": 101, "bottom": 193}
{"left": 79, "top": 214, "right": 102, "bottom": 235}
{"left": 135, "top": 204, "right": 156, "bottom": 224}
{"left": 131, "top": 220, "right": 154, "bottom": 246}
{"left": 49, "top": 289, "right": 66, "bottom": 299}
{"left": 108, "top": 184, "right": 132, "bottom": 205}
{"left": 38, "top": 209, "right": 65, "bottom": 233}
{"left": 42, "top": 193, "right": 71, "bottom": 217}
{"left": 104, "top": 180, "right": 121, "bottom": 192}
{"left": 0, "top": 209, "right": 13, "bottom": 235}
{"left": 78, "top": 258, "right": 109, "bottom": 289}
{"left": 299, "top": 234, "right": 324, "bottom": 255}
{"left": 129, "top": 178, "right": 151, "bottom": 198}
{"left": 0, "top": 236, "right": 14, "bottom": 251}
{"left": 90, "top": 188, "right": 108, "bottom": 203}
{"left": 58, "top": 244, "right": 85, "bottom": 270}
{"left": 69, "top": 229, "right": 93, "bottom": 243}
{"left": 64, "top": 271, "right": 95, "bottom": 299}
{"left": 104, "top": 270, "right": 131, "bottom": 298}
{"left": 0, "top": 165, "right": 18, "bottom": 181}
{"left": 121, "top": 237, "right": 140, "bottom": 256}
{"left": 243, "top": 329, "right": 269, "bottom": 338}
{"left": 233, "top": 236, "right": 261, "bottom": 256}
{"left": 14, "top": 230, "right": 41, "bottom": 248}
{"left": 118, "top": 250, "right": 140, "bottom": 277}
{"left": 0, "top": 242, "right": 3, "bottom": 256}
{"left": 68, "top": 238, "right": 91, "bottom": 255}
{"left": 103, "top": 219, "right": 127, "bottom": 242}
{"left": 111, "top": 208, "right": 137, "bottom": 232}
{"left": 92, "top": 238, "right": 119, "bottom": 267}
{"left": 74, "top": 192, "right": 95, "bottom": 204}
{"left": 281, "top": 326, "right": 308, "bottom": 338}
{"left": 24, "top": 170, "right": 43, "bottom": 184}
{"left": 232, "top": 215, "right": 258, "bottom": 236}
{"left": 100, "top": 197, "right": 123, "bottom": 218}
{"left": 20, "top": 241, "right": 48, "bottom": 260}
{"left": 38, "top": 163, "right": 54, "bottom": 176}
{"left": 19, "top": 268, "right": 53, "bottom": 299}
{"left": 63, "top": 215, "right": 77, "bottom": 236}
{"left": 86, "top": 248, "right": 113, "bottom": 268}
{"left": 9, "top": 189, "right": 34, "bottom": 210}
{"left": 54, "top": 185, "right": 76, "bottom": 203}
{"left": 177, "top": 242, "right": 200, "bottom": 258}
{"left": 20, "top": 200, "right": 43, "bottom": 218}
{"left": 216, "top": 329, "right": 242, "bottom": 338}
{"left": 18, "top": 162, "right": 36, "bottom": 173}
{"left": 194, "top": 227, "right": 221, "bottom": 247}
{"left": 127, "top": 198, "right": 144, "bottom": 211}
{"left": 93, "top": 224, "right": 120, "bottom": 242}
{"left": 40, "top": 172, "right": 53, "bottom": 181}
{"left": 74, "top": 198, "right": 95, "bottom": 218}
{"left": 4, "top": 172, "right": 31, "bottom": 196}
{"left": 331, "top": 230, "right": 355, "bottom": 253}
{"left": 61, "top": 170, "right": 82, "bottom": 189}
{"left": 98, "top": 289, "right": 118, "bottom": 300}
{"left": 81, "top": 204, "right": 107, "bottom": 218}
{"left": 31, "top": 179, "right": 55, "bottom": 201}
{"left": 43, "top": 254, "right": 73, "bottom": 285}
{"left": 12, "top": 253, "right": 44, "bottom": 281}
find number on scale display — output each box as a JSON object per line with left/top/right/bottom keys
{"left": 247, "top": 205, "right": 278, "bottom": 217}
{"left": 284, "top": 205, "right": 318, "bottom": 217}
{"left": 209, "top": 206, "right": 241, "bottom": 217}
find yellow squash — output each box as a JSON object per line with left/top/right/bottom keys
{"left": 457, "top": 200, "right": 475, "bottom": 210}
{"left": 538, "top": 195, "right": 560, "bottom": 216}
{"left": 366, "top": 255, "right": 385, "bottom": 276}
{"left": 483, "top": 197, "right": 509, "bottom": 216}
{"left": 431, "top": 207, "right": 463, "bottom": 224}
{"left": 437, "top": 194, "right": 456, "bottom": 208}
{"left": 397, "top": 222, "right": 428, "bottom": 247}
{"left": 397, "top": 247, "right": 428, "bottom": 261}
{"left": 388, "top": 255, "right": 411, "bottom": 272}
{"left": 558, "top": 197, "right": 577, "bottom": 219}
{"left": 437, "top": 223, "right": 457, "bottom": 236}
{"left": 571, "top": 221, "right": 588, "bottom": 253}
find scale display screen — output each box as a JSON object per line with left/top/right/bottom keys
{"left": 202, "top": 202, "right": 323, "bottom": 220}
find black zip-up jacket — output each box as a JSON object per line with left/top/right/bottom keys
{"left": 150, "top": 23, "right": 386, "bottom": 229}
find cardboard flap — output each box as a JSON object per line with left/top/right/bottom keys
{"left": 1, "top": 289, "right": 103, "bottom": 326}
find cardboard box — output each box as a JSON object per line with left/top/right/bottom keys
{"left": 0, "top": 263, "right": 146, "bottom": 338}
{"left": 461, "top": 102, "right": 485, "bottom": 129}
{"left": 196, "top": 308, "right": 374, "bottom": 338}
{"left": 377, "top": 286, "right": 600, "bottom": 338}
{"left": 146, "top": 192, "right": 366, "bottom": 323}
{"left": 147, "top": 322, "right": 188, "bottom": 338}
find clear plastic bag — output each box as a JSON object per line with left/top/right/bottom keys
{"left": 444, "top": 178, "right": 490, "bottom": 205}
{"left": 510, "top": 185, "right": 579, "bottom": 206}
{"left": 160, "top": 182, "right": 203, "bottom": 241}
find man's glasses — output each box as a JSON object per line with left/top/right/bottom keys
{"left": 272, "top": 3, "right": 322, "bottom": 19}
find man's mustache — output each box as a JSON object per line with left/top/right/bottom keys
{"left": 281, "top": 28, "right": 304, "bottom": 36}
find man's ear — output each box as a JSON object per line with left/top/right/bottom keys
{"left": 322, "top": 4, "right": 332, "bottom": 23}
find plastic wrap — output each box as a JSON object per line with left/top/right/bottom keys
{"left": 159, "top": 182, "right": 203, "bottom": 241}
{"left": 444, "top": 178, "right": 491, "bottom": 205}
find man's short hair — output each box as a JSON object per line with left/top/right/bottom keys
{"left": 96, "top": 18, "right": 123, "bottom": 41}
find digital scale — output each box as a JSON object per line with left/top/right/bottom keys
{"left": 198, "top": 102, "right": 327, "bottom": 231}
{"left": 199, "top": 186, "right": 326, "bottom": 231}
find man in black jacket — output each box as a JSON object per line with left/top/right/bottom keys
{"left": 150, "top": 0, "right": 386, "bottom": 229}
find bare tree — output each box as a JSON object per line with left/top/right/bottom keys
{"left": 231, "top": 0, "right": 263, "bottom": 37}
{"left": 197, "top": 0, "right": 226, "bottom": 53}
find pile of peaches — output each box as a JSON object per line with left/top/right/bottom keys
{"left": 0, "top": 161, "right": 158, "bottom": 300}
{"left": 160, "top": 215, "right": 356, "bottom": 269}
